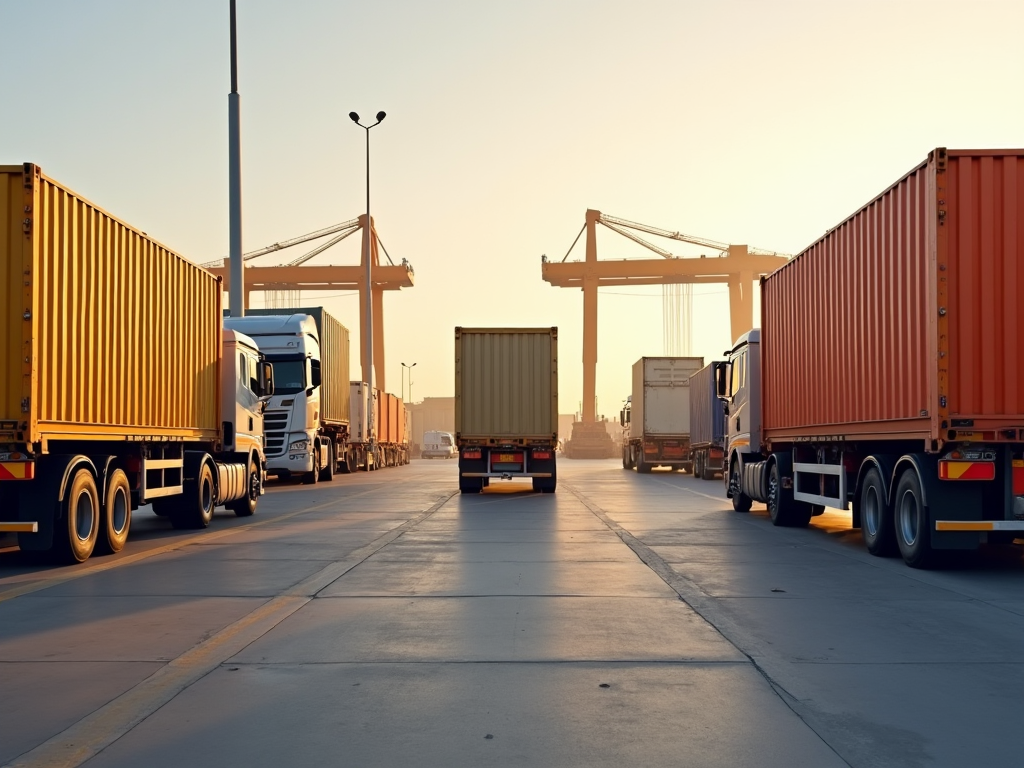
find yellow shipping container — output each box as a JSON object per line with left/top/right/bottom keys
{"left": 454, "top": 327, "right": 558, "bottom": 443}
{"left": 0, "top": 164, "right": 221, "bottom": 450}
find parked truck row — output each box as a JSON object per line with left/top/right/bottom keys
{"left": 719, "top": 148, "right": 1024, "bottom": 569}
{"left": 619, "top": 356, "right": 726, "bottom": 481}
{"left": 0, "top": 165, "right": 409, "bottom": 564}
{"left": 224, "top": 308, "right": 410, "bottom": 480}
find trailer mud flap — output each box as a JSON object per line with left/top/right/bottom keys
{"left": 10, "top": 456, "right": 89, "bottom": 551}
{"left": 915, "top": 461, "right": 983, "bottom": 550}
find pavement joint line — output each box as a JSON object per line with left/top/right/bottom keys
{"left": 561, "top": 481, "right": 853, "bottom": 767}
{"left": 0, "top": 485, "right": 391, "bottom": 603}
{"left": 2, "top": 490, "right": 457, "bottom": 768}
{"left": 649, "top": 475, "right": 739, "bottom": 504}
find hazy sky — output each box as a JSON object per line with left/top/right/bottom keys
{"left": 3, "top": 0, "right": 1022, "bottom": 417}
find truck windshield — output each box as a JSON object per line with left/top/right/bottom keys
{"left": 267, "top": 356, "right": 307, "bottom": 394}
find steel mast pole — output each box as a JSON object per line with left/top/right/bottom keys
{"left": 349, "top": 111, "right": 386, "bottom": 469}
{"left": 228, "top": 0, "right": 244, "bottom": 317}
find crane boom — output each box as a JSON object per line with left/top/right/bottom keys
{"left": 202, "top": 219, "right": 361, "bottom": 267}
{"left": 598, "top": 213, "right": 787, "bottom": 257}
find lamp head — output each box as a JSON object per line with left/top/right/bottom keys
{"left": 348, "top": 112, "right": 360, "bottom": 124}
{"left": 376, "top": 111, "right": 387, "bottom": 122}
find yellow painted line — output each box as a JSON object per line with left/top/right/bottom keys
{"left": 651, "top": 476, "right": 732, "bottom": 504}
{"left": 935, "top": 521, "right": 1024, "bottom": 532}
{"left": 0, "top": 522, "right": 38, "bottom": 533}
{"left": 6, "top": 490, "right": 457, "bottom": 768}
{"left": 0, "top": 485, "right": 386, "bottom": 604}
{"left": 935, "top": 522, "right": 992, "bottom": 531}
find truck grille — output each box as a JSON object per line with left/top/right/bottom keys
{"left": 264, "top": 410, "right": 289, "bottom": 456}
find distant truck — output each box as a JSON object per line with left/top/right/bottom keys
{"left": 349, "top": 383, "right": 410, "bottom": 470}
{"left": 689, "top": 362, "right": 727, "bottom": 480}
{"left": 621, "top": 357, "right": 704, "bottom": 473}
{"left": 0, "top": 164, "right": 272, "bottom": 563}
{"left": 455, "top": 327, "right": 558, "bottom": 493}
{"left": 421, "top": 430, "right": 456, "bottom": 459}
{"left": 224, "top": 308, "right": 351, "bottom": 482}
{"left": 720, "top": 148, "right": 1024, "bottom": 569}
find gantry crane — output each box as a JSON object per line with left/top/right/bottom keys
{"left": 204, "top": 214, "right": 413, "bottom": 392}
{"left": 543, "top": 209, "right": 789, "bottom": 428}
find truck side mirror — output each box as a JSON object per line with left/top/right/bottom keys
{"left": 310, "top": 358, "right": 322, "bottom": 388}
{"left": 258, "top": 361, "right": 275, "bottom": 397}
{"left": 715, "top": 362, "right": 729, "bottom": 400}
{"left": 619, "top": 409, "right": 625, "bottom": 427}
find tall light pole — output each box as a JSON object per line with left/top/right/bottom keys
{"left": 349, "top": 110, "right": 386, "bottom": 470}
{"left": 227, "top": 0, "right": 244, "bottom": 317}
{"left": 401, "top": 362, "right": 417, "bottom": 403}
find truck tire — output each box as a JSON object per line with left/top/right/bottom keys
{"left": 170, "top": 462, "right": 216, "bottom": 530}
{"left": 729, "top": 462, "right": 753, "bottom": 513}
{"left": 319, "top": 439, "right": 335, "bottom": 482}
{"left": 636, "top": 451, "right": 653, "bottom": 474}
{"left": 700, "top": 455, "right": 716, "bottom": 481}
{"left": 622, "top": 448, "right": 630, "bottom": 469}
{"left": 532, "top": 473, "right": 557, "bottom": 493}
{"left": 767, "top": 462, "right": 812, "bottom": 527}
{"left": 859, "top": 466, "right": 897, "bottom": 556}
{"left": 694, "top": 453, "right": 703, "bottom": 478}
{"left": 56, "top": 467, "right": 100, "bottom": 563}
{"left": 151, "top": 498, "right": 173, "bottom": 516}
{"left": 229, "top": 459, "right": 260, "bottom": 517}
{"left": 303, "top": 444, "right": 321, "bottom": 485}
{"left": 344, "top": 450, "right": 357, "bottom": 473}
{"left": 97, "top": 468, "right": 131, "bottom": 555}
{"left": 894, "top": 469, "right": 939, "bottom": 568}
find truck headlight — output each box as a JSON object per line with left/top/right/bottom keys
{"left": 289, "top": 439, "right": 309, "bottom": 451}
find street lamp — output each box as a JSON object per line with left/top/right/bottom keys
{"left": 401, "top": 362, "right": 417, "bottom": 404}
{"left": 350, "top": 110, "right": 386, "bottom": 470}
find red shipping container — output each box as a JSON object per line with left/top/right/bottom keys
{"left": 762, "top": 148, "right": 1024, "bottom": 447}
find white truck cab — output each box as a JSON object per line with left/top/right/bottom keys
{"left": 223, "top": 314, "right": 323, "bottom": 483}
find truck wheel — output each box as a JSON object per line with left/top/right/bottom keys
{"left": 151, "top": 498, "right": 173, "bottom": 516}
{"left": 767, "top": 462, "right": 811, "bottom": 527}
{"left": 859, "top": 467, "right": 897, "bottom": 556}
{"left": 894, "top": 470, "right": 939, "bottom": 568}
{"left": 303, "top": 444, "right": 321, "bottom": 485}
{"left": 700, "top": 455, "right": 716, "bottom": 481}
{"left": 57, "top": 467, "right": 100, "bottom": 563}
{"left": 319, "top": 439, "right": 335, "bottom": 482}
{"left": 229, "top": 459, "right": 260, "bottom": 517}
{"left": 636, "top": 452, "right": 652, "bottom": 474}
{"left": 729, "top": 463, "right": 753, "bottom": 513}
{"left": 98, "top": 468, "right": 131, "bottom": 554}
{"left": 344, "top": 451, "right": 356, "bottom": 473}
{"left": 170, "top": 462, "right": 216, "bottom": 529}
{"left": 533, "top": 477, "right": 551, "bottom": 492}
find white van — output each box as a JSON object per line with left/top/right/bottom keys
{"left": 421, "top": 431, "right": 457, "bottom": 459}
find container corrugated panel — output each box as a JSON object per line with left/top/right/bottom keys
{"left": 689, "top": 362, "right": 725, "bottom": 448}
{"left": 348, "top": 382, "right": 369, "bottom": 443}
{"left": 242, "top": 307, "right": 350, "bottom": 426}
{"left": 1, "top": 164, "right": 221, "bottom": 448}
{"left": 455, "top": 327, "right": 558, "bottom": 441}
{"left": 631, "top": 357, "right": 703, "bottom": 436}
{"left": 762, "top": 148, "right": 1024, "bottom": 443}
